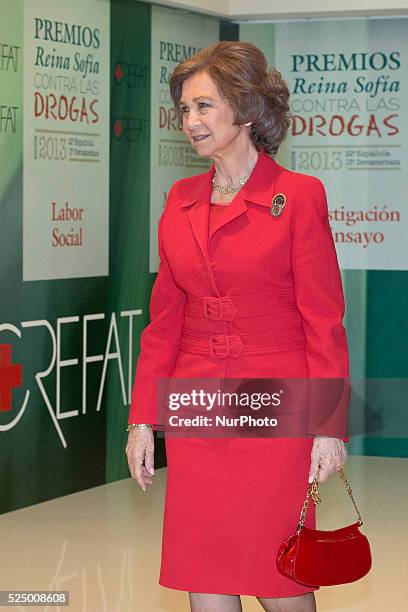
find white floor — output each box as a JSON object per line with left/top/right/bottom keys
{"left": 0, "top": 455, "right": 406, "bottom": 611}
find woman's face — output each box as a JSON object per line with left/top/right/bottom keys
{"left": 179, "top": 70, "right": 248, "bottom": 158}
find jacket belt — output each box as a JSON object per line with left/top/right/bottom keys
{"left": 179, "top": 328, "right": 306, "bottom": 358}
{"left": 184, "top": 290, "right": 298, "bottom": 322}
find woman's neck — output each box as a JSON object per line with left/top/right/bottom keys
{"left": 213, "top": 149, "right": 258, "bottom": 185}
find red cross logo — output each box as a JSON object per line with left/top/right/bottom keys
{"left": 0, "top": 344, "right": 23, "bottom": 412}
{"left": 113, "top": 63, "right": 124, "bottom": 83}
{"left": 113, "top": 119, "right": 123, "bottom": 138}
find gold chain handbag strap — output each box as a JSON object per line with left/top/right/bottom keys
{"left": 296, "top": 466, "right": 363, "bottom": 535}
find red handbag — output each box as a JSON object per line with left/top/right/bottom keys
{"left": 276, "top": 467, "right": 372, "bottom": 587}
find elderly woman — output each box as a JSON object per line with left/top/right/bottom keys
{"left": 126, "top": 41, "right": 349, "bottom": 612}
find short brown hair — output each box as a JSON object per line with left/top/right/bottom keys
{"left": 169, "top": 41, "right": 291, "bottom": 157}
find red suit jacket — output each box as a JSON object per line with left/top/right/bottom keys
{"left": 128, "top": 147, "right": 350, "bottom": 442}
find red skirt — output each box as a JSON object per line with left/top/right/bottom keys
{"left": 158, "top": 346, "right": 319, "bottom": 597}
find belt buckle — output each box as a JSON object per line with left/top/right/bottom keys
{"left": 203, "top": 296, "right": 237, "bottom": 321}
{"left": 209, "top": 334, "right": 230, "bottom": 358}
{"left": 203, "top": 297, "right": 223, "bottom": 320}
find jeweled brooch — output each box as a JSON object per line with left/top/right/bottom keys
{"left": 270, "top": 193, "right": 286, "bottom": 218}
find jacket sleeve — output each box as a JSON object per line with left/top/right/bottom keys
{"left": 290, "top": 177, "right": 350, "bottom": 442}
{"left": 128, "top": 189, "right": 185, "bottom": 428}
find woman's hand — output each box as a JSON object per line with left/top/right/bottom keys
{"left": 126, "top": 427, "right": 155, "bottom": 491}
{"left": 308, "top": 436, "right": 348, "bottom": 483}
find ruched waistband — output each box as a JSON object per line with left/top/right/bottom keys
{"left": 179, "top": 328, "right": 306, "bottom": 358}
{"left": 184, "top": 289, "right": 299, "bottom": 322}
